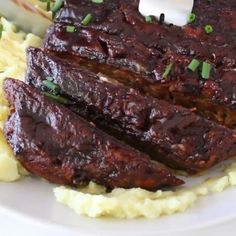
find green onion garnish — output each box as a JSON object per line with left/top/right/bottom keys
{"left": 188, "top": 59, "right": 200, "bottom": 72}
{"left": 66, "top": 25, "right": 76, "bottom": 33}
{"left": 46, "top": 76, "right": 54, "bottom": 82}
{"left": 51, "top": 0, "right": 64, "bottom": 18}
{"left": 39, "top": 0, "right": 53, "bottom": 11}
{"left": 0, "top": 24, "right": 3, "bottom": 39}
{"left": 204, "top": 25, "right": 213, "bottom": 34}
{"left": 162, "top": 63, "right": 173, "bottom": 79}
{"left": 43, "top": 92, "right": 69, "bottom": 105}
{"left": 188, "top": 13, "right": 196, "bottom": 23}
{"left": 43, "top": 80, "right": 61, "bottom": 94}
{"left": 92, "top": 0, "right": 103, "bottom": 3}
{"left": 81, "top": 14, "right": 93, "bottom": 26}
{"left": 201, "top": 62, "right": 212, "bottom": 79}
{"left": 145, "top": 15, "right": 153, "bottom": 23}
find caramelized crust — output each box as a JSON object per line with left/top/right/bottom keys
{"left": 3, "top": 78, "right": 183, "bottom": 190}
{"left": 26, "top": 48, "right": 236, "bottom": 173}
{"left": 42, "top": 0, "right": 236, "bottom": 128}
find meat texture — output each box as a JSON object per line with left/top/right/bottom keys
{"left": 26, "top": 48, "right": 236, "bottom": 174}
{"left": 3, "top": 78, "right": 183, "bottom": 191}
{"left": 42, "top": 0, "right": 236, "bottom": 128}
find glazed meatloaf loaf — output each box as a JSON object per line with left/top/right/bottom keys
{"left": 42, "top": 0, "right": 236, "bottom": 128}
{"left": 26, "top": 47, "right": 236, "bottom": 174}
{"left": 4, "top": 78, "right": 183, "bottom": 190}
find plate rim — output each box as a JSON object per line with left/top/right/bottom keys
{"left": 0, "top": 186, "right": 236, "bottom": 236}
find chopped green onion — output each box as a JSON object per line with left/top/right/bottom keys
{"left": 43, "top": 80, "right": 61, "bottom": 94}
{"left": 188, "top": 59, "right": 200, "bottom": 72}
{"left": 47, "top": 1, "right": 51, "bottom": 11}
{"left": 188, "top": 13, "right": 196, "bottom": 23}
{"left": 0, "top": 24, "right": 3, "bottom": 39}
{"left": 39, "top": 0, "right": 53, "bottom": 11}
{"left": 204, "top": 25, "right": 213, "bottom": 34}
{"left": 201, "top": 62, "right": 212, "bottom": 79}
{"left": 40, "top": 0, "right": 50, "bottom": 11}
{"left": 66, "top": 25, "right": 76, "bottom": 33}
{"left": 81, "top": 14, "right": 93, "bottom": 26}
{"left": 46, "top": 76, "right": 54, "bottom": 82}
{"left": 51, "top": 0, "right": 64, "bottom": 17}
{"left": 145, "top": 15, "right": 153, "bottom": 23}
{"left": 162, "top": 63, "right": 173, "bottom": 79}
{"left": 43, "top": 92, "right": 69, "bottom": 105}
{"left": 92, "top": 0, "right": 103, "bottom": 3}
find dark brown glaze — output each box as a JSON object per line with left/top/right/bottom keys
{"left": 3, "top": 78, "right": 183, "bottom": 190}
{"left": 26, "top": 48, "right": 236, "bottom": 173}
{"left": 58, "top": 0, "right": 235, "bottom": 67}
{"left": 42, "top": 0, "right": 236, "bottom": 128}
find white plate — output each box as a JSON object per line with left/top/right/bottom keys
{"left": 0, "top": 177, "right": 236, "bottom": 236}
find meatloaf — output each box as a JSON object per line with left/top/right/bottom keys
{"left": 26, "top": 47, "right": 236, "bottom": 174}
{"left": 42, "top": 0, "right": 236, "bottom": 128}
{"left": 3, "top": 78, "right": 183, "bottom": 190}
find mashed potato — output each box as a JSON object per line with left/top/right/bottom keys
{"left": 1, "top": 15, "right": 236, "bottom": 219}
{"left": 0, "top": 17, "right": 41, "bottom": 181}
{"left": 54, "top": 164, "right": 236, "bottom": 218}
{"left": 27, "top": 0, "right": 53, "bottom": 18}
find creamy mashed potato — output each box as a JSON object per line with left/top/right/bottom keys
{"left": 0, "top": 17, "right": 41, "bottom": 181}
{"left": 0, "top": 14, "right": 236, "bottom": 219}
{"left": 54, "top": 164, "right": 236, "bottom": 218}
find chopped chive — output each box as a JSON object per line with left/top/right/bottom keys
{"left": 92, "top": 0, "right": 103, "bottom": 3}
{"left": 188, "top": 59, "right": 201, "bottom": 72}
{"left": 46, "top": 76, "right": 54, "bottom": 82}
{"left": 66, "top": 25, "right": 76, "bottom": 33}
{"left": 81, "top": 14, "right": 93, "bottom": 26}
{"left": 51, "top": 0, "right": 64, "bottom": 17}
{"left": 0, "top": 24, "right": 3, "bottom": 39}
{"left": 43, "top": 92, "right": 69, "bottom": 104}
{"left": 201, "top": 62, "right": 212, "bottom": 79}
{"left": 39, "top": 0, "right": 53, "bottom": 11}
{"left": 145, "top": 15, "right": 153, "bottom": 23}
{"left": 188, "top": 13, "right": 196, "bottom": 23}
{"left": 204, "top": 25, "right": 213, "bottom": 34}
{"left": 43, "top": 80, "right": 61, "bottom": 94}
{"left": 47, "top": 0, "right": 52, "bottom": 11}
{"left": 162, "top": 63, "right": 173, "bottom": 79}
